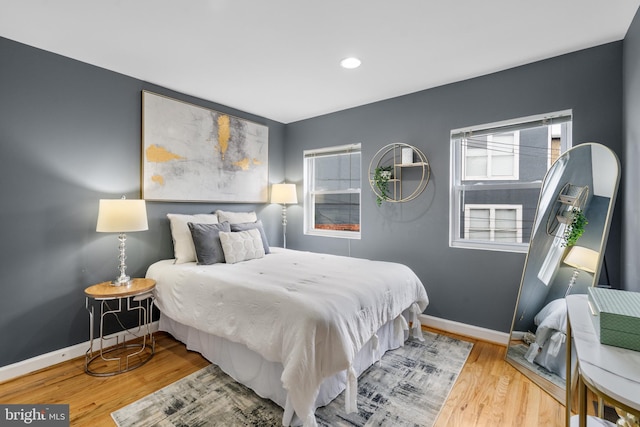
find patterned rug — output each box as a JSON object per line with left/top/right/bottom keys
{"left": 112, "top": 331, "right": 473, "bottom": 427}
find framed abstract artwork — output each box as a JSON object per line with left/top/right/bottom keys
{"left": 141, "top": 91, "right": 269, "bottom": 202}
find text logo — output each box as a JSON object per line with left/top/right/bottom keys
{"left": 0, "top": 405, "right": 69, "bottom": 426}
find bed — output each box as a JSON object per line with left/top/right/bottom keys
{"left": 146, "top": 211, "right": 429, "bottom": 427}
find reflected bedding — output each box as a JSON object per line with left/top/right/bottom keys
{"left": 525, "top": 298, "right": 568, "bottom": 379}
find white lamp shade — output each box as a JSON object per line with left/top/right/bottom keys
{"left": 96, "top": 199, "right": 149, "bottom": 232}
{"left": 563, "top": 246, "right": 599, "bottom": 274}
{"left": 271, "top": 183, "right": 298, "bottom": 204}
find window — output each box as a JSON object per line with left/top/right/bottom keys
{"left": 463, "top": 132, "right": 519, "bottom": 180}
{"left": 548, "top": 124, "right": 563, "bottom": 168}
{"left": 464, "top": 204, "right": 523, "bottom": 243}
{"left": 450, "top": 111, "right": 572, "bottom": 252}
{"left": 304, "top": 144, "right": 361, "bottom": 239}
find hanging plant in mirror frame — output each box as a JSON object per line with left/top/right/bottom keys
{"left": 562, "top": 208, "right": 588, "bottom": 247}
{"left": 373, "top": 166, "right": 393, "bottom": 206}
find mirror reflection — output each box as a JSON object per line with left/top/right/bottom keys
{"left": 506, "top": 143, "right": 620, "bottom": 403}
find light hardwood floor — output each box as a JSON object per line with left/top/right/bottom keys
{"left": 0, "top": 329, "right": 571, "bottom": 426}
{"left": 435, "top": 328, "right": 566, "bottom": 427}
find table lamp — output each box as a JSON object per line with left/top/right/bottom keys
{"left": 96, "top": 197, "right": 148, "bottom": 286}
{"left": 270, "top": 183, "right": 297, "bottom": 248}
{"left": 563, "top": 246, "right": 598, "bottom": 297}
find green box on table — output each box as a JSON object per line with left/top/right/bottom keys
{"left": 587, "top": 287, "right": 640, "bottom": 352}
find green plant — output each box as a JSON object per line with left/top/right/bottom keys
{"left": 562, "top": 208, "right": 588, "bottom": 247}
{"left": 373, "top": 166, "right": 393, "bottom": 206}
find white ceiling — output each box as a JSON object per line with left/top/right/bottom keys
{"left": 1, "top": 1, "right": 639, "bottom": 123}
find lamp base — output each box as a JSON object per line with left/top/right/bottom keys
{"left": 565, "top": 269, "right": 580, "bottom": 297}
{"left": 281, "top": 204, "right": 288, "bottom": 249}
{"left": 111, "top": 275, "right": 132, "bottom": 287}
{"left": 111, "top": 232, "right": 132, "bottom": 286}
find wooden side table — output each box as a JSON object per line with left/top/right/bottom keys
{"left": 84, "top": 278, "right": 156, "bottom": 376}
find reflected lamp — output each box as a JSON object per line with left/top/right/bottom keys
{"left": 96, "top": 197, "right": 148, "bottom": 286}
{"left": 563, "top": 246, "right": 598, "bottom": 297}
{"left": 271, "top": 183, "right": 297, "bottom": 248}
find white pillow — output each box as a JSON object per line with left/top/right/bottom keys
{"left": 215, "top": 210, "right": 258, "bottom": 224}
{"left": 534, "top": 298, "right": 567, "bottom": 331}
{"left": 219, "top": 229, "right": 265, "bottom": 264}
{"left": 167, "top": 213, "right": 218, "bottom": 264}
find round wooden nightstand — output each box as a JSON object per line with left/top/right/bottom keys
{"left": 84, "top": 278, "right": 156, "bottom": 376}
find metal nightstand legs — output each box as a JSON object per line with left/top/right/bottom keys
{"left": 85, "top": 293, "right": 155, "bottom": 376}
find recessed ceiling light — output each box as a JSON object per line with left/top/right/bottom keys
{"left": 340, "top": 57, "right": 361, "bottom": 69}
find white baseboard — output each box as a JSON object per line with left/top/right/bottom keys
{"left": 0, "top": 321, "right": 159, "bottom": 384}
{"left": 510, "top": 330, "right": 526, "bottom": 340}
{"left": 420, "top": 314, "right": 510, "bottom": 345}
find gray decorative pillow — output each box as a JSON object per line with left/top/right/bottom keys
{"left": 188, "top": 221, "right": 231, "bottom": 265}
{"left": 230, "top": 220, "right": 270, "bottom": 254}
{"left": 219, "top": 229, "right": 265, "bottom": 264}
{"left": 167, "top": 213, "right": 219, "bottom": 264}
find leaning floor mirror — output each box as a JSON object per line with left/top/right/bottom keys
{"left": 506, "top": 142, "right": 620, "bottom": 403}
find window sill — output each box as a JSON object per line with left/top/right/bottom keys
{"left": 305, "top": 228, "right": 361, "bottom": 240}
{"left": 449, "top": 240, "right": 528, "bottom": 253}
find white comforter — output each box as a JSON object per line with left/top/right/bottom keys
{"left": 146, "top": 248, "right": 429, "bottom": 426}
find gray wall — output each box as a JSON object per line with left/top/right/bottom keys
{"left": 0, "top": 37, "right": 286, "bottom": 367}
{"left": 285, "top": 42, "right": 623, "bottom": 333}
{"left": 623, "top": 7, "right": 640, "bottom": 292}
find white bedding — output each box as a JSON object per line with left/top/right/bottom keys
{"left": 146, "top": 247, "right": 429, "bottom": 427}
{"left": 525, "top": 298, "right": 568, "bottom": 378}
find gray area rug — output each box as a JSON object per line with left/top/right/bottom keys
{"left": 112, "top": 332, "right": 473, "bottom": 427}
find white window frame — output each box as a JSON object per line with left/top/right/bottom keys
{"left": 464, "top": 204, "right": 523, "bottom": 243}
{"left": 303, "top": 143, "right": 361, "bottom": 239}
{"left": 450, "top": 110, "right": 572, "bottom": 253}
{"left": 537, "top": 236, "right": 565, "bottom": 285}
{"left": 462, "top": 131, "right": 520, "bottom": 181}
